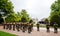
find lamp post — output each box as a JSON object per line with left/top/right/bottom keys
{"left": 0, "top": 9, "right": 7, "bottom": 23}
{"left": 0, "top": 9, "right": 12, "bottom": 23}
{"left": 0, "top": 12, "right": 6, "bottom": 23}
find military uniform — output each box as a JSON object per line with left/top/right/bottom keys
{"left": 6, "top": 23, "right": 10, "bottom": 30}
{"left": 20, "top": 23, "right": 23, "bottom": 30}
{"left": 18, "top": 23, "right": 21, "bottom": 31}
{"left": 24, "top": 23, "right": 27, "bottom": 31}
{"left": 13, "top": 23, "right": 15, "bottom": 31}
{"left": 54, "top": 23, "right": 58, "bottom": 33}
{"left": 22, "top": 23, "right": 25, "bottom": 32}
{"left": 36, "top": 23, "right": 39, "bottom": 31}
{"left": 16, "top": 23, "right": 20, "bottom": 31}
{"left": 28, "top": 23, "right": 32, "bottom": 33}
{"left": 9, "top": 23, "right": 12, "bottom": 30}
{"left": 31, "top": 23, "right": 33, "bottom": 31}
{"left": 3, "top": 23, "right": 6, "bottom": 29}
{"left": 46, "top": 24, "right": 50, "bottom": 32}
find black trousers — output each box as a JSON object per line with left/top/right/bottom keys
{"left": 13, "top": 24, "right": 15, "bottom": 31}
{"left": 54, "top": 28, "right": 58, "bottom": 33}
{"left": 37, "top": 27, "right": 39, "bottom": 31}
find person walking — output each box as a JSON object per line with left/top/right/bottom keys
{"left": 54, "top": 22, "right": 58, "bottom": 33}
{"left": 36, "top": 23, "right": 40, "bottom": 31}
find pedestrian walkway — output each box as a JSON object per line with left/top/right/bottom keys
{"left": 34, "top": 27, "right": 60, "bottom": 31}
{"left": 0, "top": 26, "right": 60, "bottom": 36}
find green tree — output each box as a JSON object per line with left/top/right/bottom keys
{"left": 0, "top": 0, "right": 14, "bottom": 15}
{"left": 44, "top": 18, "right": 49, "bottom": 24}
{"left": 50, "top": 0, "right": 60, "bottom": 27}
{"left": 17, "top": 12, "right": 21, "bottom": 21}
{"left": 29, "top": 19, "right": 33, "bottom": 23}
{"left": 0, "top": 0, "right": 14, "bottom": 23}
{"left": 5, "top": 13, "right": 21, "bottom": 22}
{"left": 20, "top": 9, "right": 30, "bottom": 22}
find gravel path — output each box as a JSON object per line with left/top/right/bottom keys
{"left": 0, "top": 26, "right": 60, "bottom": 36}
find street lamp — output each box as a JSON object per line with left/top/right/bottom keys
{"left": 0, "top": 12, "right": 6, "bottom": 23}
{"left": 0, "top": 9, "right": 6, "bottom": 23}
{"left": 0, "top": 9, "right": 12, "bottom": 23}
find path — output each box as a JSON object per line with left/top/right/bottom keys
{"left": 0, "top": 26, "right": 60, "bottom": 36}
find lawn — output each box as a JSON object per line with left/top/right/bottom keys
{"left": 0, "top": 31, "right": 17, "bottom": 36}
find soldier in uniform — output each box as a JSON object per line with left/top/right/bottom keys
{"left": 46, "top": 22, "right": 50, "bottom": 32}
{"left": 24, "top": 23, "right": 27, "bottom": 31}
{"left": 20, "top": 22, "right": 23, "bottom": 30}
{"left": 25, "top": 22, "right": 29, "bottom": 31}
{"left": 3, "top": 23, "right": 6, "bottom": 29}
{"left": 22, "top": 23, "right": 26, "bottom": 32}
{"left": 29, "top": 19, "right": 33, "bottom": 32}
{"left": 13, "top": 22, "right": 15, "bottom": 31}
{"left": 9, "top": 22, "right": 12, "bottom": 30}
{"left": 54, "top": 22, "right": 58, "bottom": 33}
{"left": 36, "top": 23, "right": 40, "bottom": 31}
{"left": 31, "top": 23, "right": 33, "bottom": 31}
{"left": 18, "top": 22, "right": 21, "bottom": 31}
{"left": 6, "top": 23, "right": 10, "bottom": 30}
{"left": 28, "top": 23, "right": 32, "bottom": 33}
{"left": 16, "top": 23, "right": 20, "bottom": 31}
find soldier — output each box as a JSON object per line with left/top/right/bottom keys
{"left": 9, "top": 22, "right": 12, "bottom": 30}
{"left": 36, "top": 23, "right": 40, "bottom": 31}
{"left": 54, "top": 22, "right": 58, "bottom": 33}
{"left": 6, "top": 22, "right": 9, "bottom": 30}
{"left": 28, "top": 23, "right": 32, "bottom": 33}
{"left": 12, "top": 22, "right": 15, "bottom": 31}
{"left": 24, "top": 22, "right": 28, "bottom": 31}
{"left": 18, "top": 22, "right": 21, "bottom": 31}
{"left": 46, "top": 22, "right": 50, "bottom": 32}
{"left": 22, "top": 23, "right": 26, "bottom": 32}
{"left": 20, "top": 22, "right": 23, "bottom": 30}
{"left": 3, "top": 23, "right": 6, "bottom": 29}
{"left": 29, "top": 19, "right": 33, "bottom": 32}
{"left": 30, "top": 23, "right": 33, "bottom": 31}
{"left": 26, "top": 22, "right": 29, "bottom": 31}
{"left": 16, "top": 23, "right": 20, "bottom": 31}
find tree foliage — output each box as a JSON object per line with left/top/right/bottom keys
{"left": 50, "top": 0, "right": 60, "bottom": 27}
{"left": 29, "top": 19, "right": 33, "bottom": 23}
{"left": 5, "top": 13, "right": 21, "bottom": 22}
{"left": 20, "top": 9, "right": 30, "bottom": 22}
{"left": 4, "top": 9, "right": 30, "bottom": 23}
{"left": 0, "top": 0, "right": 30, "bottom": 23}
{"left": 44, "top": 18, "right": 49, "bottom": 24}
{"left": 0, "top": 0, "right": 14, "bottom": 15}
{"left": 0, "top": 0, "right": 14, "bottom": 23}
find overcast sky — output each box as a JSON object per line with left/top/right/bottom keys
{"left": 11, "top": 0, "right": 55, "bottom": 20}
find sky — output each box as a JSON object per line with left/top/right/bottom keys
{"left": 11, "top": 0, "right": 55, "bottom": 20}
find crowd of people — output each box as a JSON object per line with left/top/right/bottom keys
{"left": 3, "top": 22, "right": 58, "bottom": 33}
{"left": 3, "top": 22, "right": 33, "bottom": 33}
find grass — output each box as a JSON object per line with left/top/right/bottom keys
{"left": 0, "top": 31, "right": 17, "bottom": 36}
